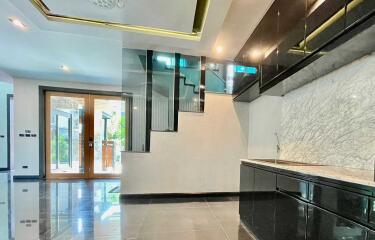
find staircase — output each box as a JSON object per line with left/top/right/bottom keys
{"left": 122, "top": 49, "right": 228, "bottom": 152}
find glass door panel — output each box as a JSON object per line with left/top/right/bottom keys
{"left": 46, "top": 92, "right": 126, "bottom": 179}
{"left": 92, "top": 96, "right": 125, "bottom": 176}
{"left": 46, "top": 92, "right": 88, "bottom": 178}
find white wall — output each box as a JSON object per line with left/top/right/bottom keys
{"left": 0, "top": 82, "right": 13, "bottom": 169}
{"left": 13, "top": 78, "right": 121, "bottom": 176}
{"left": 248, "top": 95, "right": 282, "bottom": 160}
{"left": 121, "top": 93, "right": 249, "bottom": 194}
{"left": 0, "top": 173, "right": 9, "bottom": 239}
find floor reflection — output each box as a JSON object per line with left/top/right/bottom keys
{"left": 0, "top": 172, "right": 253, "bottom": 240}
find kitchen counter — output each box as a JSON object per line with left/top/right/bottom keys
{"left": 239, "top": 160, "right": 375, "bottom": 239}
{"left": 241, "top": 159, "right": 375, "bottom": 189}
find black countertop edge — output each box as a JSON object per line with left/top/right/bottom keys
{"left": 241, "top": 161, "right": 375, "bottom": 197}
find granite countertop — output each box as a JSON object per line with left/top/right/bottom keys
{"left": 241, "top": 159, "right": 375, "bottom": 188}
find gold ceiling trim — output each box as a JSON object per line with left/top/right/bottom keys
{"left": 30, "top": 0, "right": 210, "bottom": 41}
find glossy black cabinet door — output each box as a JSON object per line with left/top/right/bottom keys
{"left": 277, "top": 175, "right": 308, "bottom": 200}
{"left": 309, "top": 183, "right": 369, "bottom": 225}
{"left": 368, "top": 198, "right": 375, "bottom": 228}
{"left": 252, "top": 168, "right": 276, "bottom": 240}
{"left": 307, "top": 205, "right": 367, "bottom": 240}
{"left": 239, "top": 165, "right": 255, "bottom": 229}
{"left": 368, "top": 231, "right": 375, "bottom": 240}
{"left": 275, "top": 192, "right": 307, "bottom": 240}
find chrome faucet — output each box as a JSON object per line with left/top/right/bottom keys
{"left": 275, "top": 132, "right": 281, "bottom": 164}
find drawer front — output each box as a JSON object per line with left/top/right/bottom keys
{"left": 310, "top": 183, "right": 369, "bottom": 225}
{"left": 277, "top": 174, "right": 308, "bottom": 200}
{"left": 369, "top": 231, "right": 375, "bottom": 240}
{"left": 368, "top": 198, "right": 375, "bottom": 228}
{"left": 275, "top": 191, "right": 307, "bottom": 240}
{"left": 254, "top": 168, "right": 276, "bottom": 192}
{"left": 307, "top": 204, "right": 367, "bottom": 240}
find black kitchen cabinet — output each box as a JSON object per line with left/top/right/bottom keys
{"left": 368, "top": 231, "right": 375, "bottom": 240}
{"left": 252, "top": 168, "right": 276, "bottom": 240}
{"left": 368, "top": 198, "right": 375, "bottom": 228}
{"left": 239, "top": 164, "right": 254, "bottom": 228}
{"left": 275, "top": 191, "right": 307, "bottom": 240}
{"left": 277, "top": 175, "right": 308, "bottom": 200}
{"left": 240, "top": 162, "right": 375, "bottom": 240}
{"left": 310, "top": 183, "right": 369, "bottom": 225}
{"left": 307, "top": 205, "right": 367, "bottom": 240}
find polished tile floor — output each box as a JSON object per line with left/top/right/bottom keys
{"left": 0, "top": 172, "right": 254, "bottom": 240}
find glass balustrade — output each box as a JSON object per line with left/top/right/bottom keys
{"left": 151, "top": 51, "right": 175, "bottom": 131}
{"left": 179, "top": 54, "right": 201, "bottom": 112}
{"left": 122, "top": 48, "right": 147, "bottom": 152}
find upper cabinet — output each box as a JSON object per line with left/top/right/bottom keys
{"left": 234, "top": 0, "right": 375, "bottom": 102}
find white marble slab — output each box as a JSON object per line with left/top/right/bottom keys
{"left": 241, "top": 159, "right": 375, "bottom": 188}
{"left": 280, "top": 53, "right": 375, "bottom": 170}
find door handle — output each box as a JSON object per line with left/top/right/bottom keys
{"left": 88, "top": 138, "right": 94, "bottom": 148}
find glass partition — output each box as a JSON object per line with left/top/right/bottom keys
{"left": 206, "top": 60, "right": 258, "bottom": 94}
{"left": 180, "top": 55, "right": 201, "bottom": 112}
{"left": 122, "top": 48, "right": 147, "bottom": 152}
{"left": 205, "top": 62, "right": 227, "bottom": 93}
{"left": 151, "top": 51, "right": 175, "bottom": 131}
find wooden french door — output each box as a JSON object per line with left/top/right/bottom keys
{"left": 45, "top": 91, "right": 126, "bottom": 179}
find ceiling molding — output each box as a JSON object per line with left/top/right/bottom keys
{"left": 30, "top": 0, "right": 210, "bottom": 40}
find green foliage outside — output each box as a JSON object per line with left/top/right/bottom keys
{"left": 51, "top": 134, "right": 70, "bottom": 164}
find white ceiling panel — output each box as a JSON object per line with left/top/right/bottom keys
{"left": 0, "top": 0, "right": 273, "bottom": 85}
{"left": 44, "top": 0, "right": 197, "bottom": 32}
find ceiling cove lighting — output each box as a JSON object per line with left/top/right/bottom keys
{"left": 8, "top": 17, "right": 27, "bottom": 30}
{"left": 29, "top": 0, "right": 210, "bottom": 40}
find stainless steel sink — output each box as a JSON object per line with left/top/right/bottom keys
{"left": 251, "top": 159, "right": 324, "bottom": 166}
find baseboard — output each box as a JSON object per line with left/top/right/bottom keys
{"left": 120, "top": 191, "right": 239, "bottom": 200}
{"left": 13, "top": 175, "right": 40, "bottom": 181}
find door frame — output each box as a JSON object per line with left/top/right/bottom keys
{"left": 1, "top": 94, "right": 14, "bottom": 171}
{"left": 39, "top": 86, "right": 131, "bottom": 179}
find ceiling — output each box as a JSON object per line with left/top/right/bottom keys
{"left": 0, "top": 0, "right": 274, "bottom": 86}
{"left": 43, "top": 0, "right": 198, "bottom": 33}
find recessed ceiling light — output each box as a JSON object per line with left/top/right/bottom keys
{"left": 60, "top": 65, "right": 70, "bottom": 72}
{"left": 8, "top": 17, "right": 27, "bottom": 30}
{"left": 249, "top": 49, "right": 263, "bottom": 61}
{"left": 216, "top": 46, "right": 223, "bottom": 54}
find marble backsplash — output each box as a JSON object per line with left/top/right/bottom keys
{"left": 280, "top": 52, "right": 375, "bottom": 170}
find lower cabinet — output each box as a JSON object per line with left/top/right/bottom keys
{"left": 239, "top": 164, "right": 254, "bottom": 228}
{"left": 275, "top": 191, "right": 307, "bottom": 240}
{"left": 240, "top": 163, "right": 375, "bottom": 240}
{"left": 252, "top": 168, "right": 276, "bottom": 240}
{"left": 368, "top": 231, "right": 375, "bottom": 240}
{"left": 306, "top": 205, "right": 367, "bottom": 240}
